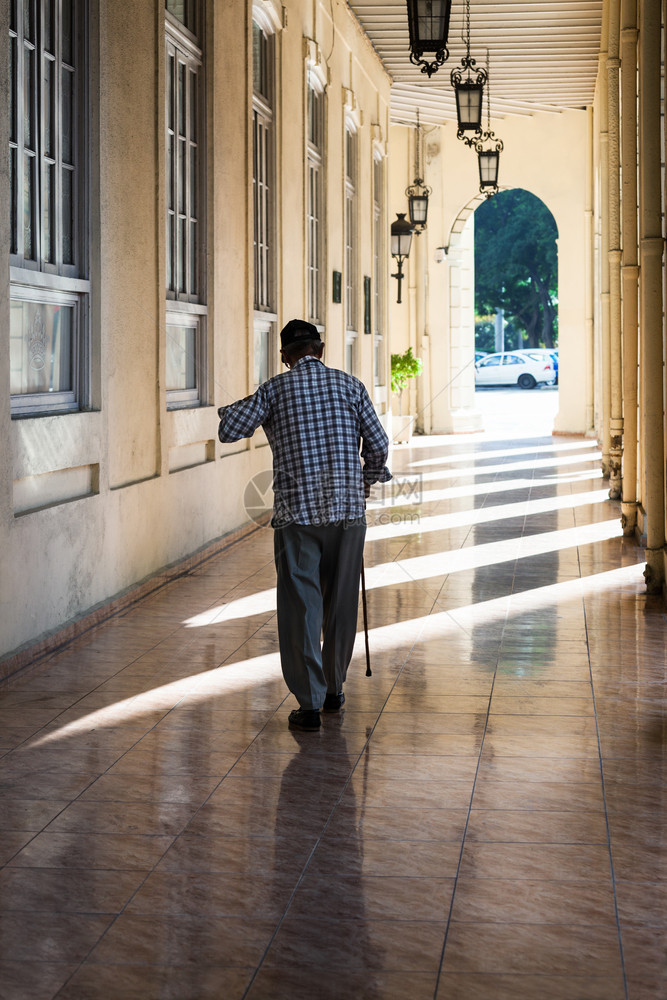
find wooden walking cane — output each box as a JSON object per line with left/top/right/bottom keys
{"left": 360, "top": 557, "right": 371, "bottom": 676}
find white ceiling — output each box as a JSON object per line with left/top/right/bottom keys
{"left": 346, "top": 0, "right": 603, "bottom": 126}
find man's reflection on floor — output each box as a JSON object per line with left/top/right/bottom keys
{"left": 248, "top": 726, "right": 383, "bottom": 999}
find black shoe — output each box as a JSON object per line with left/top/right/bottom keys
{"left": 322, "top": 691, "right": 345, "bottom": 713}
{"left": 288, "top": 709, "right": 321, "bottom": 732}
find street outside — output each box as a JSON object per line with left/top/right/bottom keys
{"left": 473, "top": 384, "right": 560, "bottom": 440}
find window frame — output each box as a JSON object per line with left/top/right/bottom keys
{"left": 9, "top": 280, "right": 87, "bottom": 416}
{"left": 165, "top": 1, "right": 201, "bottom": 41}
{"left": 253, "top": 315, "right": 275, "bottom": 389}
{"left": 165, "top": 302, "right": 207, "bottom": 409}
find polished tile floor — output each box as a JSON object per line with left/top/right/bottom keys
{"left": 1, "top": 393, "right": 666, "bottom": 1000}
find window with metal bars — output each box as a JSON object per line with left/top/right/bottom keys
{"left": 373, "top": 155, "right": 385, "bottom": 386}
{"left": 8, "top": 0, "right": 89, "bottom": 416}
{"left": 252, "top": 20, "right": 275, "bottom": 386}
{"left": 345, "top": 126, "right": 358, "bottom": 373}
{"left": 253, "top": 22, "right": 274, "bottom": 314}
{"left": 165, "top": 6, "right": 207, "bottom": 408}
{"left": 306, "top": 85, "right": 324, "bottom": 325}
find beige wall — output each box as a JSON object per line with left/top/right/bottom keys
{"left": 0, "top": 0, "right": 392, "bottom": 668}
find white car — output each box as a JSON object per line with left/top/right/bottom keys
{"left": 474, "top": 351, "right": 556, "bottom": 389}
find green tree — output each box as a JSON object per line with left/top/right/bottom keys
{"left": 474, "top": 189, "right": 558, "bottom": 349}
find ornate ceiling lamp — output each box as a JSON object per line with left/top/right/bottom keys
{"left": 406, "top": 110, "right": 432, "bottom": 233}
{"left": 476, "top": 51, "right": 503, "bottom": 197}
{"left": 451, "top": 0, "right": 486, "bottom": 142}
{"left": 406, "top": 0, "right": 453, "bottom": 78}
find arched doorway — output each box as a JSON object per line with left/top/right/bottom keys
{"left": 473, "top": 189, "right": 560, "bottom": 414}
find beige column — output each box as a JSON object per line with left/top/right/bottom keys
{"left": 598, "top": 11, "right": 611, "bottom": 478}
{"left": 607, "top": 0, "right": 623, "bottom": 498}
{"left": 620, "top": 0, "right": 639, "bottom": 535}
{"left": 585, "top": 109, "right": 596, "bottom": 436}
{"left": 638, "top": 0, "right": 665, "bottom": 592}
{"left": 417, "top": 234, "right": 432, "bottom": 434}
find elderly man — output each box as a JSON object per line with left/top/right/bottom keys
{"left": 218, "top": 319, "right": 391, "bottom": 731}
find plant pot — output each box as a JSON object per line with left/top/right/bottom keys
{"left": 393, "top": 414, "right": 415, "bottom": 444}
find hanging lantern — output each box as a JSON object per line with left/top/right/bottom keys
{"left": 406, "top": 181, "right": 431, "bottom": 227}
{"left": 406, "top": 0, "right": 453, "bottom": 78}
{"left": 478, "top": 148, "right": 501, "bottom": 190}
{"left": 451, "top": 0, "right": 486, "bottom": 141}
{"left": 475, "top": 50, "right": 503, "bottom": 198}
{"left": 405, "top": 109, "right": 432, "bottom": 232}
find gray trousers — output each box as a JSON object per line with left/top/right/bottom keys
{"left": 273, "top": 519, "right": 366, "bottom": 710}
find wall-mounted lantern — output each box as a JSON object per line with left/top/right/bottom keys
{"left": 390, "top": 213, "right": 414, "bottom": 303}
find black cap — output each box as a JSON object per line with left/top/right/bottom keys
{"left": 280, "top": 319, "right": 321, "bottom": 349}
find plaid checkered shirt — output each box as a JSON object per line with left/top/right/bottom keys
{"left": 218, "top": 357, "right": 392, "bottom": 526}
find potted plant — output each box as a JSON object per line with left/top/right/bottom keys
{"left": 390, "top": 347, "right": 423, "bottom": 443}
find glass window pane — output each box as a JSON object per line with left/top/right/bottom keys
{"left": 10, "top": 36, "right": 17, "bottom": 142}
{"left": 178, "top": 137, "right": 186, "bottom": 214}
{"left": 167, "top": 134, "right": 173, "bottom": 211}
{"left": 252, "top": 23, "right": 262, "bottom": 95}
{"left": 308, "top": 88, "right": 315, "bottom": 144}
{"left": 61, "top": 0, "right": 72, "bottom": 65}
{"left": 44, "top": 0, "right": 54, "bottom": 51}
{"left": 10, "top": 149, "right": 17, "bottom": 254}
{"left": 178, "top": 62, "right": 186, "bottom": 136}
{"left": 23, "top": 0, "right": 33, "bottom": 42}
{"left": 189, "top": 144, "right": 196, "bottom": 218}
{"left": 23, "top": 153, "right": 34, "bottom": 258}
{"left": 43, "top": 162, "right": 54, "bottom": 262}
{"left": 189, "top": 68, "right": 197, "bottom": 141}
{"left": 44, "top": 57, "right": 54, "bottom": 157}
{"left": 253, "top": 325, "right": 270, "bottom": 387}
{"left": 10, "top": 300, "right": 73, "bottom": 395}
{"left": 166, "top": 0, "right": 185, "bottom": 20}
{"left": 190, "top": 219, "right": 196, "bottom": 292}
{"left": 62, "top": 67, "right": 73, "bottom": 163}
{"left": 166, "top": 323, "right": 196, "bottom": 390}
{"left": 178, "top": 218, "right": 186, "bottom": 291}
{"left": 167, "top": 53, "right": 174, "bottom": 130}
{"left": 24, "top": 45, "right": 33, "bottom": 149}
{"left": 166, "top": 214, "right": 174, "bottom": 290}
{"left": 166, "top": 1, "right": 195, "bottom": 35}
{"left": 62, "top": 166, "right": 73, "bottom": 264}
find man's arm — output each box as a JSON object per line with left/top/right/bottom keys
{"left": 358, "top": 388, "right": 392, "bottom": 486}
{"left": 218, "top": 386, "right": 269, "bottom": 442}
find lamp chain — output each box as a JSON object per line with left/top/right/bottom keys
{"left": 415, "top": 109, "right": 422, "bottom": 181}
{"left": 486, "top": 49, "right": 491, "bottom": 129}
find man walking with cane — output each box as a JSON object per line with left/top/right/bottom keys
{"left": 218, "top": 320, "right": 391, "bottom": 731}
